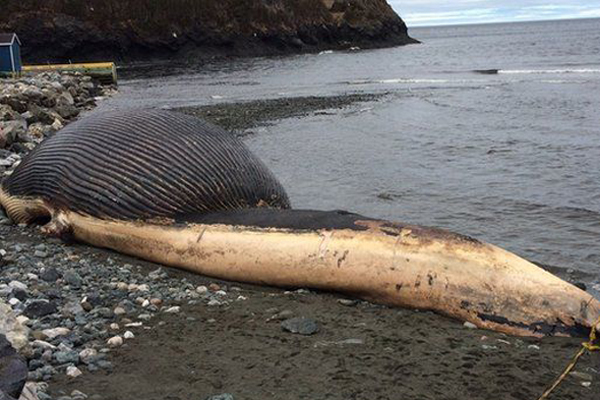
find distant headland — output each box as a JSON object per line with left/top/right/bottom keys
{"left": 1, "top": 0, "right": 418, "bottom": 63}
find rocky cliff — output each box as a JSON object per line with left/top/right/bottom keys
{"left": 1, "top": 0, "right": 417, "bottom": 63}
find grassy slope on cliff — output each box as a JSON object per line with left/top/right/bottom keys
{"left": 1, "top": 0, "right": 416, "bottom": 62}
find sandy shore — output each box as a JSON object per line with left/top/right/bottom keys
{"left": 1, "top": 94, "right": 598, "bottom": 400}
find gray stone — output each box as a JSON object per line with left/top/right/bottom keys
{"left": 63, "top": 270, "right": 83, "bottom": 288}
{"left": 23, "top": 300, "right": 57, "bottom": 318}
{"left": 40, "top": 268, "right": 61, "bottom": 282}
{"left": 281, "top": 317, "right": 320, "bottom": 335}
{"left": 54, "top": 350, "right": 80, "bottom": 365}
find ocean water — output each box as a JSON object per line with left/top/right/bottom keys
{"left": 98, "top": 18, "right": 600, "bottom": 289}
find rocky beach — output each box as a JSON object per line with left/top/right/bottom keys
{"left": 1, "top": 76, "right": 599, "bottom": 399}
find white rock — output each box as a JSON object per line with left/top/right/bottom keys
{"left": 528, "top": 344, "right": 540, "bottom": 350}
{"left": 8, "top": 280, "right": 27, "bottom": 291}
{"left": 8, "top": 298, "right": 20, "bottom": 306}
{"left": 107, "top": 336, "right": 123, "bottom": 347}
{"left": 207, "top": 299, "right": 221, "bottom": 307}
{"left": 164, "top": 306, "right": 180, "bottom": 314}
{"left": 32, "top": 340, "right": 56, "bottom": 350}
{"left": 141, "top": 299, "right": 150, "bottom": 308}
{"left": 196, "top": 286, "right": 208, "bottom": 295}
{"left": 116, "top": 282, "right": 128, "bottom": 290}
{"left": 16, "top": 315, "right": 29, "bottom": 325}
{"left": 66, "top": 366, "right": 82, "bottom": 378}
{"left": 27, "top": 273, "right": 39, "bottom": 281}
{"left": 463, "top": 321, "right": 478, "bottom": 329}
{"left": 123, "top": 331, "right": 135, "bottom": 339}
{"left": 581, "top": 381, "right": 592, "bottom": 388}
{"left": 42, "top": 327, "right": 71, "bottom": 339}
{"left": 109, "top": 323, "right": 119, "bottom": 330}
{"left": 215, "top": 290, "right": 227, "bottom": 296}
{"left": 137, "top": 284, "right": 149, "bottom": 292}
{"left": 127, "top": 283, "right": 139, "bottom": 291}
{"left": 236, "top": 296, "right": 248, "bottom": 301}
{"left": 125, "top": 322, "right": 143, "bottom": 328}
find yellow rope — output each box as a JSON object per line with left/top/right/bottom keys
{"left": 537, "top": 317, "right": 600, "bottom": 400}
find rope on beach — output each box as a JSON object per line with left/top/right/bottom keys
{"left": 537, "top": 316, "right": 600, "bottom": 400}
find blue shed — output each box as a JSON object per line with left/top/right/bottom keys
{"left": 0, "top": 33, "right": 22, "bottom": 74}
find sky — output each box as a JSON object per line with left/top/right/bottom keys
{"left": 389, "top": 0, "right": 600, "bottom": 27}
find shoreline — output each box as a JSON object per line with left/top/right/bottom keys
{"left": 1, "top": 93, "right": 598, "bottom": 399}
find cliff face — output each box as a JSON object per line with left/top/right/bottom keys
{"left": 1, "top": 0, "right": 417, "bottom": 63}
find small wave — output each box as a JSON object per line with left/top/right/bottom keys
{"left": 499, "top": 68, "right": 600, "bottom": 74}
{"left": 346, "top": 78, "right": 459, "bottom": 85}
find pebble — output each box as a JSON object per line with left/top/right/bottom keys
{"left": 41, "top": 327, "right": 70, "bottom": 339}
{"left": 79, "top": 348, "right": 98, "bottom": 364}
{"left": 23, "top": 300, "right": 57, "bottom": 318}
{"left": 463, "top": 321, "right": 478, "bottom": 329}
{"left": 581, "top": 381, "right": 592, "bottom": 388}
{"left": 107, "top": 336, "right": 123, "bottom": 347}
{"left": 208, "top": 283, "right": 221, "bottom": 292}
{"left": 137, "top": 284, "right": 149, "bottom": 292}
{"left": 63, "top": 270, "right": 83, "bottom": 288}
{"left": 71, "top": 390, "right": 88, "bottom": 399}
{"left": 40, "top": 268, "right": 61, "bottom": 282}
{"left": 207, "top": 299, "right": 221, "bottom": 307}
{"left": 8, "top": 280, "right": 27, "bottom": 291}
{"left": 215, "top": 290, "right": 227, "bottom": 296}
{"left": 338, "top": 299, "right": 358, "bottom": 306}
{"left": 206, "top": 394, "right": 234, "bottom": 400}
{"left": 164, "top": 306, "right": 180, "bottom": 313}
{"left": 196, "top": 286, "right": 208, "bottom": 295}
{"left": 113, "top": 306, "right": 126, "bottom": 316}
{"left": 66, "top": 366, "right": 82, "bottom": 378}
{"left": 528, "top": 344, "right": 541, "bottom": 350}
{"left": 123, "top": 331, "right": 134, "bottom": 339}
{"left": 54, "top": 350, "right": 79, "bottom": 364}
{"left": 281, "top": 317, "right": 320, "bottom": 335}
{"left": 109, "top": 323, "right": 120, "bottom": 330}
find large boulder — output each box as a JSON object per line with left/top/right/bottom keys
{"left": 0, "top": 334, "right": 27, "bottom": 400}
{"left": 0, "top": 301, "right": 29, "bottom": 351}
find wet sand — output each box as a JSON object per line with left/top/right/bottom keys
{"left": 4, "top": 94, "right": 598, "bottom": 399}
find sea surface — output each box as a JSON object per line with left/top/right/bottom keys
{"left": 97, "top": 18, "right": 600, "bottom": 291}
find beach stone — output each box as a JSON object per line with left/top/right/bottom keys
{"left": 0, "top": 301, "right": 30, "bottom": 350}
{"left": 23, "top": 300, "right": 57, "bottom": 318}
{"left": 338, "top": 299, "right": 358, "bottom": 306}
{"left": 123, "top": 331, "right": 134, "bottom": 339}
{"left": 40, "top": 268, "right": 61, "bottom": 282}
{"left": 164, "top": 306, "right": 180, "bottom": 314}
{"left": 65, "top": 366, "right": 82, "bottom": 378}
{"left": 71, "top": 390, "right": 88, "bottom": 400}
{"left": 281, "top": 317, "right": 319, "bottom": 335}
{"left": 0, "top": 334, "right": 27, "bottom": 399}
{"left": 463, "top": 321, "right": 478, "bottom": 329}
{"left": 206, "top": 394, "right": 234, "bottom": 400}
{"left": 196, "top": 286, "right": 208, "bottom": 295}
{"left": 54, "top": 350, "right": 79, "bottom": 365}
{"left": 63, "top": 270, "right": 83, "bottom": 288}
{"left": 41, "top": 327, "right": 70, "bottom": 339}
{"left": 79, "top": 348, "right": 98, "bottom": 365}
{"left": 7, "top": 281, "right": 27, "bottom": 291}
{"left": 106, "top": 336, "right": 123, "bottom": 347}
{"left": 33, "top": 250, "right": 47, "bottom": 258}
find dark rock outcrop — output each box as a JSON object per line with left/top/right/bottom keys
{"left": 1, "top": 0, "right": 418, "bottom": 63}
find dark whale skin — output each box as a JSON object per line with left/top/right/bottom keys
{"left": 1, "top": 109, "right": 290, "bottom": 220}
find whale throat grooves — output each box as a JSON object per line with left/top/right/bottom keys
{"left": 0, "top": 109, "right": 290, "bottom": 223}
